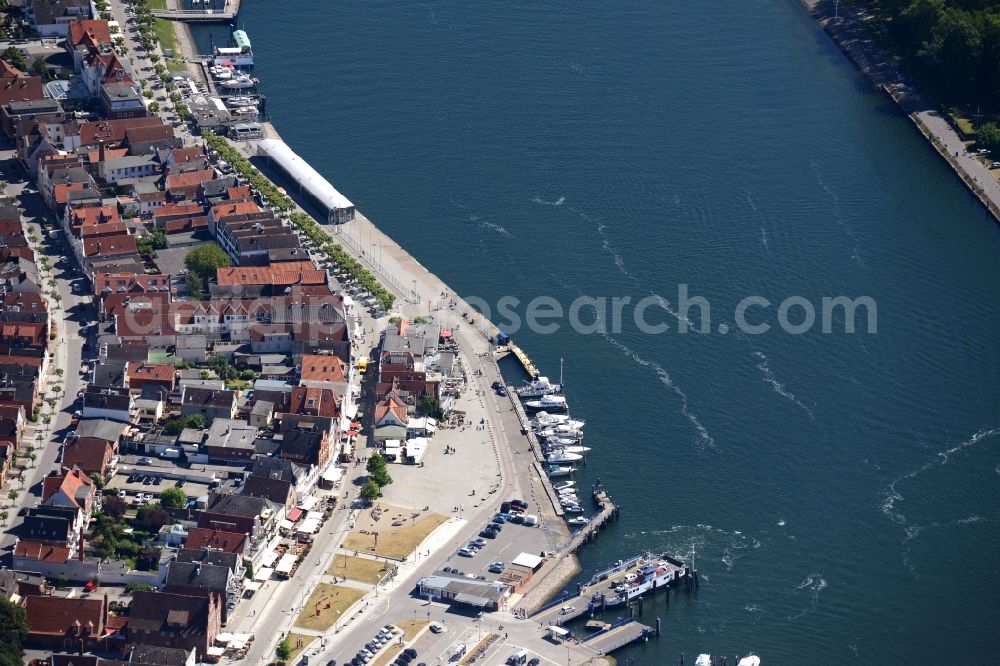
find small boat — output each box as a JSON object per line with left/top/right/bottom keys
{"left": 553, "top": 480, "right": 576, "bottom": 490}
{"left": 219, "top": 75, "right": 257, "bottom": 89}
{"left": 737, "top": 657, "right": 761, "bottom": 666}
{"left": 567, "top": 516, "right": 589, "bottom": 526}
{"left": 517, "top": 374, "right": 561, "bottom": 398}
{"left": 552, "top": 445, "right": 590, "bottom": 454}
{"left": 525, "top": 395, "right": 568, "bottom": 412}
{"left": 546, "top": 466, "right": 573, "bottom": 478}
{"left": 532, "top": 412, "right": 584, "bottom": 428}
{"left": 563, "top": 505, "right": 584, "bottom": 514}
{"left": 544, "top": 437, "right": 584, "bottom": 448}
{"left": 546, "top": 451, "right": 582, "bottom": 464}
{"left": 696, "top": 657, "right": 712, "bottom": 666}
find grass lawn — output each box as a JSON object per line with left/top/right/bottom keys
{"left": 342, "top": 513, "right": 448, "bottom": 560}
{"left": 294, "top": 584, "right": 366, "bottom": 632}
{"left": 153, "top": 18, "right": 176, "bottom": 55}
{"left": 146, "top": 0, "right": 167, "bottom": 8}
{"left": 327, "top": 554, "right": 397, "bottom": 584}
{"left": 370, "top": 620, "right": 428, "bottom": 666}
{"left": 282, "top": 633, "right": 316, "bottom": 664}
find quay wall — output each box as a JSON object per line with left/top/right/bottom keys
{"left": 800, "top": 0, "right": 1000, "bottom": 226}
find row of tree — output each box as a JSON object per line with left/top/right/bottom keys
{"left": 873, "top": 0, "right": 1000, "bottom": 108}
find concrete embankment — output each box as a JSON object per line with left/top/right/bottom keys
{"left": 801, "top": 0, "right": 1000, "bottom": 225}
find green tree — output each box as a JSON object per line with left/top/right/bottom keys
{"left": 366, "top": 453, "right": 393, "bottom": 487}
{"left": 159, "top": 487, "right": 186, "bottom": 508}
{"left": 148, "top": 101, "right": 160, "bottom": 113}
{"left": 31, "top": 56, "right": 48, "bottom": 80}
{"left": 101, "top": 495, "right": 127, "bottom": 519}
{"left": 275, "top": 639, "right": 292, "bottom": 664}
{"left": 185, "top": 272, "right": 204, "bottom": 300}
{"left": 0, "top": 598, "right": 28, "bottom": 646}
{"left": 416, "top": 395, "right": 441, "bottom": 417}
{"left": 360, "top": 479, "right": 382, "bottom": 504}
{"left": 242, "top": 558, "right": 254, "bottom": 579}
{"left": 138, "top": 505, "right": 170, "bottom": 532}
{"left": 1, "top": 46, "right": 26, "bottom": 71}
{"left": 976, "top": 122, "right": 1000, "bottom": 152}
{"left": 185, "top": 244, "right": 231, "bottom": 280}
{"left": 0, "top": 641, "right": 22, "bottom": 666}
{"left": 137, "top": 546, "right": 161, "bottom": 571}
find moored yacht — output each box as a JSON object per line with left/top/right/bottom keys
{"left": 517, "top": 374, "right": 561, "bottom": 397}
{"left": 525, "top": 394, "right": 568, "bottom": 411}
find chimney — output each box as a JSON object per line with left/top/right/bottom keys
{"left": 79, "top": 527, "right": 85, "bottom": 562}
{"left": 98, "top": 139, "right": 105, "bottom": 163}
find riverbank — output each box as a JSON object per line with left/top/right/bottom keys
{"left": 801, "top": 0, "right": 1000, "bottom": 225}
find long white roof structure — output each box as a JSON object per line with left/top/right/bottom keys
{"left": 257, "top": 138, "right": 354, "bottom": 212}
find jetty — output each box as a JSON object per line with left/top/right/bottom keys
{"left": 506, "top": 342, "right": 539, "bottom": 377}
{"left": 563, "top": 481, "right": 620, "bottom": 554}
{"left": 584, "top": 618, "right": 656, "bottom": 654}
{"left": 152, "top": 8, "right": 238, "bottom": 21}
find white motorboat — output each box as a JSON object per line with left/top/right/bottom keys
{"left": 737, "top": 657, "right": 761, "bottom": 666}
{"left": 524, "top": 395, "right": 568, "bottom": 412}
{"left": 696, "top": 657, "right": 713, "bottom": 666}
{"left": 554, "top": 445, "right": 590, "bottom": 454}
{"left": 543, "top": 436, "right": 583, "bottom": 447}
{"left": 563, "top": 505, "right": 584, "bottom": 513}
{"left": 516, "top": 374, "right": 561, "bottom": 398}
{"left": 546, "top": 466, "right": 573, "bottom": 477}
{"left": 567, "top": 516, "right": 589, "bottom": 526}
{"left": 532, "top": 411, "right": 584, "bottom": 428}
{"left": 552, "top": 480, "right": 576, "bottom": 490}
{"left": 546, "top": 451, "right": 583, "bottom": 464}
{"left": 219, "top": 75, "right": 257, "bottom": 89}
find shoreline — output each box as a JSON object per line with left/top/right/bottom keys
{"left": 800, "top": 0, "right": 1000, "bottom": 225}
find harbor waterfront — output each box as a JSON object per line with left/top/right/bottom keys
{"left": 189, "top": 1, "right": 1000, "bottom": 663}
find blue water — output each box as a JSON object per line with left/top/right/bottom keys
{"left": 194, "top": 1, "right": 1000, "bottom": 662}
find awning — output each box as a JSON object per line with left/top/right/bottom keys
{"left": 440, "top": 329, "right": 452, "bottom": 338}
{"left": 243, "top": 581, "right": 262, "bottom": 592}
{"left": 286, "top": 507, "right": 303, "bottom": 522}
{"left": 254, "top": 566, "right": 274, "bottom": 581}
{"left": 547, "top": 625, "right": 570, "bottom": 637}
{"left": 351, "top": 421, "right": 361, "bottom": 428}
{"left": 258, "top": 550, "right": 278, "bottom": 568}
{"left": 347, "top": 429, "right": 360, "bottom": 437}
{"left": 322, "top": 467, "right": 344, "bottom": 483}
{"left": 215, "top": 633, "right": 234, "bottom": 645}
{"left": 298, "top": 495, "right": 318, "bottom": 511}
{"left": 230, "top": 634, "right": 251, "bottom": 650}
{"left": 297, "top": 516, "right": 321, "bottom": 534}
{"left": 276, "top": 553, "right": 297, "bottom": 574}
{"left": 206, "top": 647, "right": 226, "bottom": 657}
{"left": 453, "top": 593, "right": 489, "bottom": 607}
{"left": 512, "top": 553, "right": 544, "bottom": 570}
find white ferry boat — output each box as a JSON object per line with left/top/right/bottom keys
{"left": 587, "top": 554, "right": 689, "bottom": 609}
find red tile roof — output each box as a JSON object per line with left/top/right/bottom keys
{"left": 82, "top": 234, "right": 137, "bottom": 258}
{"left": 300, "top": 354, "right": 347, "bottom": 384}
{"left": 128, "top": 362, "right": 176, "bottom": 386}
{"left": 215, "top": 264, "right": 322, "bottom": 287}
{"left": 14, "top": 541, "right": 70, "bottom": 563}
{"left": 67, "top": 19, "right": 112, "bottom": 49}
{"left": 42, "top": 466, "right": 94, "bottom": 509}
{"left": 288, "top": 386, "right": 339, "bottom": 418}
{"left": 210, "top": 201, "right": 260, "bottom": 219}
{"left": 61, "top": 439, "right": 113, "bottom": 475}
{"left": 77, "top": 117, "right": 162, "bottom": 147}
{"left": 166, "top": 168, "right": 215, "bottom": 190}
{"left": 71, "top": 204, "right": 120, "bottom": 229}
{"left": 184, "top": 527, "right": 247, "bottom": 553}
{"left": 24, "top": 595, "right": 106, "bottom": 638}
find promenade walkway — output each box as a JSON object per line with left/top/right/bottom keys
{"left": 803, "top": 0, "right": 1000, "bottom": 224}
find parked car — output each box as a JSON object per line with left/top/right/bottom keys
{"left": 429, "top": 623, "right": 444, "bottom": 634}
{"left": 457, "top": 548, "right": 474, "bottom": 558}
{"left": 137, "top": 457, "right": 152, "bottom": 465}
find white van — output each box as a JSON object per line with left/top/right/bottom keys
{"left": 523, "top": 514, "right": 538, "bottom": 527}
{"left": 507, "top": 651, "right": 528, "bottom": 665}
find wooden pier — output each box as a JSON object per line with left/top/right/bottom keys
{"left": 152, "top": 9, "right": 237, "bottom": 21}
{"left": 584, "top": 619, "right": 654, "bottom": 654}
{"left": 507, "top": 342, "right": 538, "bottom": 377}
{"left": 563, "top": 482, "right": 620, "bottom": 554}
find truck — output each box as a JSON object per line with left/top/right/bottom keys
{"left": 160, "top": 448, "right": 181, "bottom": 459}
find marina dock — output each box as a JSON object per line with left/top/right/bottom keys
{"left": 153, "top": 0, "right": 241, "bottom": 21}
{"left": 506, "top": 342, "right": 539, "bottom": 377}
{"left": 562, "top": 482, "right": 620, "bottom": 554}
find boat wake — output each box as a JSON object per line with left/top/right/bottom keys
{"left": 752, "top": 351, "right": 815, "bottom": 420}
{"left": 626, "top": 523, "right": 762, "bottom": 573}
{"left": 478, "top": 220, "right": 511, "bottom": 237}
{"left": 810, "top": 159, "right": 864, "bottom": 265}
{"left": 533, "top": 195, "right": 565, "bottom": 206}
{"left": 787, "top": 573, "right": 827, "bottom": 620}
{"left": 901, "top": 515, "right": 987, "bottom": 577}
{"left": 603, "top": 335, "right": 715, "bottom": 449}
{"left": 879, "top": 427, "right": 999, "bottom": 526}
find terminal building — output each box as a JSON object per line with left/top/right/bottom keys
{"left": 256, "top": 138, "right": 356, "bottom": 225}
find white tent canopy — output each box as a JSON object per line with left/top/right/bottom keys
{"left": 276, "top": 553, "right": 298, "bottom": 575}
{"left": 257, "top": 138, "right": 355, "bottom": 223}
{"left": 254, "top": 566, "right": 274, "bottom": 581}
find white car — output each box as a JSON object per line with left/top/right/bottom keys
{"left": 118, "top": 490, "right": 127, "bottom": 498}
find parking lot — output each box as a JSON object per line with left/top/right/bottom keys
{"left": 435, "top": 499, "right": 552, "bottom": 585}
